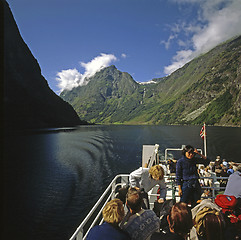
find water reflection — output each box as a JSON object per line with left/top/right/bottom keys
{"left": 4, "top": 125, "right": 241, "bottom": 240}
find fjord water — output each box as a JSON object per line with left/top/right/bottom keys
{"left": 4, "top": 125, "right": 241, "bottom": 240}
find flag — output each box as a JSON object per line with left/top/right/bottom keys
{"left": 200, "top": 125, "right": 205, "bottom": 139}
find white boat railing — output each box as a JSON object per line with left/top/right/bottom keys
{"left": 69, "top": 174, "right": 129, "bottom": 240}
{"left": 69, "top": 173, "right": 228, "bottom": 240}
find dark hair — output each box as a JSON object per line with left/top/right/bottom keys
{"left": 203, "top": 213, "right": 225, "bottom": 240}
{"left": 168, "top": 202, "right": 193, "bottom": 238}
{"left": 182, "top": 145, "right": 194, "bottom": 156}
{"left": 126, "top": 188, "right": 143, "bottom": 212}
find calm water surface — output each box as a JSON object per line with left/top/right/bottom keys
{"left": 4, "top": 125, "right": 241, "bottom": 239}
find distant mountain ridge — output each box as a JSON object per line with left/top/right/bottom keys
{"left": 3, "top": 0, "right": 86, "bottom": 130}
{"left": 61, "top": 35, "right": 241, "bottom": 126}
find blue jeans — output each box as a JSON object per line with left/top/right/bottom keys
{"left": 181, "top": 179, "right": 201, "bottom": 208}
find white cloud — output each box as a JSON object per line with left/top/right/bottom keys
{"left": 164, "top": 0, "right": 241, "bottom": 75}
{"left": 121, "top": 53, "right": 127, "bottom": 58}
{"left": 56, "top": 68, "right": 82, "bottom": 91}
{"left": 164, "top": 50, "right": 194, "bottom": 74}
{"left": 56, "top": 53, "right": 117, "bottom": 92}
{"left": 160, "top": 34, "right": 176, "bottom": 49}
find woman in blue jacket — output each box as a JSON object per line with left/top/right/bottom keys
{"left": 176, "top": 145, "right": 208, "bottom": 208}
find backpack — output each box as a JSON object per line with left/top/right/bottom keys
{"left": 153, "top": 199, "right": 176, "bottom": 232}
{"left": 215, "top": 194, "right": 241, "bottom": 224}
{"left": 153, "top": 199, "right": 176, "bottom": 218}
{"left": 215, "top": 194, "right": 237, "bottom": 210}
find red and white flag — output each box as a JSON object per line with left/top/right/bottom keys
{"left": 200, "top": 125, "right": 205, "bottom": 139}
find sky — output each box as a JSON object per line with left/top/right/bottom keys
{"left": 7, "top": 0, "right": 241, "bottom": 94}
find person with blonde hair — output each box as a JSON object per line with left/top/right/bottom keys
{"left": 129, "top": 165, "right": 166, "bottom": 208}
{"left": 86, "top": 199, "right": 130, "bottom": 240}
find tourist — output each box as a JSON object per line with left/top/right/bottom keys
{"left": 151, "top": 202, "right": 193, "bottom": 240}
{"left": 176, "top": 145, "right": 209, "bottom": 208}
{"left": 86, "top": 199, "right": 130, "bottom": 240}
{"left": 209, "top": 162, "right": 215, "bottom": 172}
{"left": 227, "top": 165, "right": 234, "bottom": 176}
{"left": 220, "top": 167, "right": 229, "bottom": 188}
{"left": 222, "top": 159, "right": 228, "bottom": 168}
{"left": 231, "top": 162, "right": 239, "bottom": 172}
{"left": 120, "top": 188, "right": 160, "bottom": 240}
{"left": 190, "top": 199, "right": 226, "bottom": 240}
{"left": 198, "top": 165, "right": 205, "bottom": 186}
{"left": 203, "top": 166, "right": 212, "bottom": 187}
{"left": 215, "top": 156, "right": 222, "bottom": 165}
{"left": 129, "top": 165, "right": 166, "bottom": 209}
{"left": 224, "top": 165, "right": 241, "bottom": 199}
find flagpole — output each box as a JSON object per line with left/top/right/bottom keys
{"left": 204, "top": 123, "right": 207, "bottom": 157}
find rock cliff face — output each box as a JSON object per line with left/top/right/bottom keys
{"left": 3, "top": 0, "right": 84, "bottom": 130}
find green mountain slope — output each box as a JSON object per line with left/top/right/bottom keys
{"left": 61, "top": 35, "right": 241, "bottom": 126}
{"left": 61, "top": 65, "right": 142, "bottom": 123}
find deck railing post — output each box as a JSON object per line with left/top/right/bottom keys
{"left": 76, "top": 227, "right": 83, "bottom": 240}
{"left": 111, "top": 178, "right": 117, "bottom": 200}
{"left": 171, "top": 177, "right": 176, "bottom": 200}
{"left": 211, "top": 175, "right": 217, "bottom": 199}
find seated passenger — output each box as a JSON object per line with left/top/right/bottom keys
{"left": 227, "top": 165, "right": 234, "bottom": 176}
{"left": 86, "top": 198, "right": 130, "bottom": 240}
{"left": 151, "top": 202, "right": 193, "bottom": 240}
{"left": 120, "top": 188, "right": 160, "bottom": 240}
{"left": 220, "top": 167, "right": 229, "bottom": 187}
{"left": 200, "top": 213, "right": 226, "bottom": 240}
{"left": 190, "top": 199, "right": 226, "bottom": 240}
{"left": 203, "top": 167, "right": 212, "bottom": 187}
{"left": 129, "top": 165, "right": 166, "bottom": 209}
{"left": 224, "top": 165, "right": 241, "bottom": 199}
{"left": 222, "top": 159, "right": 228, "bottom": 168}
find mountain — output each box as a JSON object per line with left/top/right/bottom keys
{"left": 61, "top": 36, "right": 241, "bottom": 126}
{"left": 3, "top": 0, "right": 86, "bottom": 130}
{"left": 61, "top": 65, "right": 143, "bottom": 123}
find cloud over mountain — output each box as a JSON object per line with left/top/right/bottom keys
{"left": 164, "top": 0, "right": 241, "bottom": 75}
{"left": 56, "top": 53, "right": 117, "bottom": 92}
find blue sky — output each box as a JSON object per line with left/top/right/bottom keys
{"left": 7, "top": 0, "right": 241, "bottom": 94}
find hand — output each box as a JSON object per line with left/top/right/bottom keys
{"left": 178, "top": 188, "right": 182, "bottom": 197}
{"left": 158, "top": 198, "right": 164, "bottom": 203}
{"left": 194, "top": 148, "right": 207, "bottom": 159}
{"left": 194, "top": 148, "right": 199, "bottom": 154}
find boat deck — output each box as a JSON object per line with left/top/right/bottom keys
{"left": 69, "top": 173, "right": 227, "bottom": 240}
{"left": 69, "top": 145, "right": 236, "bottom": 240}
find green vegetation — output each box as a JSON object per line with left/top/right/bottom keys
{"left": 193, "top": 90, "right": 233, "bottom": 125}
{"left": 61, "top": 35, "right": 241, "bottom": 127}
